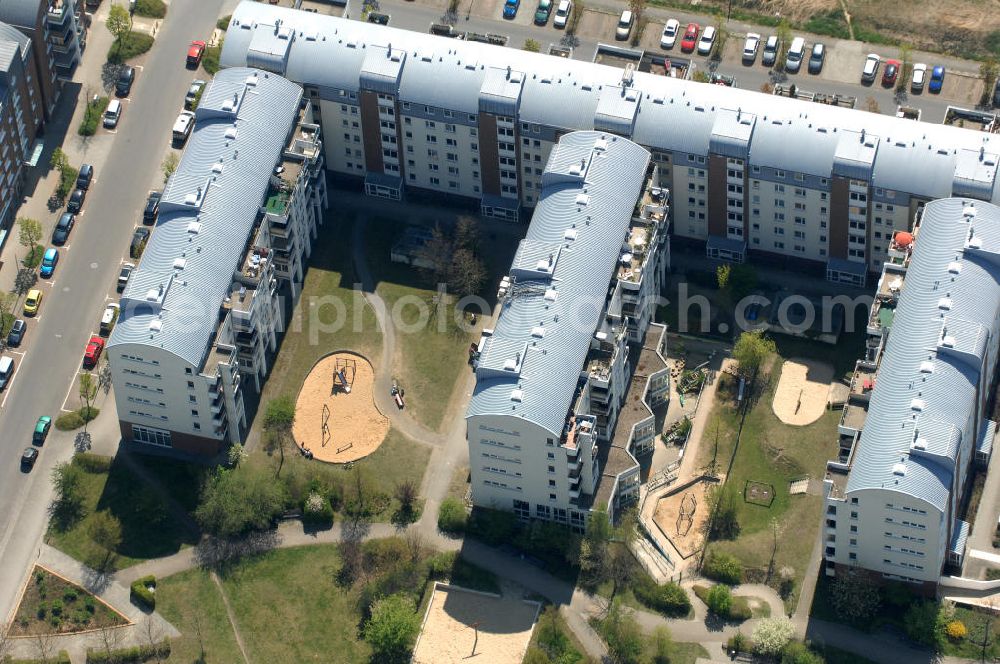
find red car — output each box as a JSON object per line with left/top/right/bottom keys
{"left": 882, "top": 59, "right": 901, "bottom": 86}
{"left": 84, "top": 335, "right": 104, "bottom": 368}
{"left": 187, "top": 41, "right": 206, "bottom": 68}
{"left": 680, "top": 23, "right": 699, "bottom": 53}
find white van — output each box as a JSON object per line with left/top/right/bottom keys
{"left": 172, "top": 111, "right": 195, "bottom": 145}
{"left": 553, "top": 0, "right": 571, "bottom": 28}
{"left": 100, "top": 303, "right": 120, "bottom": 335}
{"left": 785, "top": 36, "right": 805, "bottom": 73}
{"left": 103, "top": 99, "right": 122, "bottom": 129}
{"left": 0, "top": 355, "right": 15, "bottom": 390}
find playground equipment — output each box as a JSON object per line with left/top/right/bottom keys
{"left": 391, "top": 382, "right": 405, "bottom": 410}
{"left": 332, "top": 357, "right": 356, "bottom": 394}
{"left": 675, "top": 491, "right": 697, "bottom": 537}
{"left": 321, "top": 404, "right": 331, "bottom": 447}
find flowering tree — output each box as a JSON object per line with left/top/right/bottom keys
{"left": 751, "top": 617, "right": 794, "bottom": 656}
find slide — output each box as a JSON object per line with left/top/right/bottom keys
{"left": 336, "top": 369, "right": 352, "bottom": 394}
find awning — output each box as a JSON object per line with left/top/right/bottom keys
{"left": 26, "top": 139, "right": 44, "bottom": 167}
{"left": 363, "top": 171, "right": 402, "bottom": 190}
{"left": 480, "top": 194, "right": 520, "bottom": 211}
{"left": 978, "top": 420, "right": 996, "bottom": 457}
{"left": 949, "top": 518, "right": 970, "bottom": 557}
{"left": 826, "top": 257, "right": 867, "bottom": 276}
{"left": 706, "top": 234, "right": 747, "bottom": 254}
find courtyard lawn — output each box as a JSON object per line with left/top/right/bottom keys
{"left": 45, "top": 455, "right": 197, "bottom": 571}
{"left": 696, "top": 356, "right": 840, "bottom": 611}
{"left": 155, "top": 568, "right": 244, "bottom": 663}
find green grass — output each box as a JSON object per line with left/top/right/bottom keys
{"left": 131, "top": 456, "right": 207, "bottom": 513}
{"left": 940, "top": 606, "right": 1000, "bottom": 659}
{"left": 697, "top": 356, "right": 840, "bottom": 612}
{"left": 54, "top": 407, "right": 99, "bottom": 431}
{"left": 666, "top": 642, "right": 711, "bottom": 664}
{"left": 155, "top": 568, "right": 244, "bottom": 663}
{"left": 202, "top": 44, "right": 222, "bottom": 75}
{"left": 134, "top": 0, "right": 166, "bottom": 18}
{"left": 77, "top": 97, "right": 109, "bottom": 137}
{"left": 11, "top": 567, "right": 127, "bottom": 636}
{"left": 22, "top": 244, "right": 44, "bottom": 269}
{"left": 217, "top": 15, "right": 232, "bottom": 31}
{"left": 45, "top": 455, "right": 197, "bottom": 570}
{"left": 444, "top": 553, "right": 501, "bottom": 594}
{"left": 107, "top": 32, "right": 154, "bottom": 64}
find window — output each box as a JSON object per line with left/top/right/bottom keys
{"left": 850, "top": 525, "right": 858, "bottom": 532}
{"left": 185, "top": 368, "right": 192, "bottom": 375}
{"left": 188, "top": 395, "right": 197, "bottom": 403}
{"left": 133, "top": 426, "right": 172, "bottom": 448}
{"left": 776, "top": 169, "right": 785, "bottom": 178}
{"left": 849, "top": 552, "right": 857, "bottom": 560}
{"left": 549, "top": 493, "right": 557, "bottom": 501}
{"left": 193, "top": 423, "right": 201, "bottom": 431}
{"left": 187, "top": 381, "right": 194, "bottom": 389}
{"left": 549, "top": 479, "right": 556, "bottom": 487}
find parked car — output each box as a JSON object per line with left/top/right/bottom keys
{"left": 911, "top": 63, "right": 927, "bottom": 91}
{"left": 22, "top": 289, "right": 41, "bottom": 316}
{"left": 861, "top": 53, "right": 881, "bottom": 83}
{"left": 187, "top": 40, "right": 206, "bottom": 68}
{"left": 83, "top": 335, "right": 104, "bottom": 368}
{"left": 680, "top": 23, "right": 699, "bottom": 52}
{"left": 929, "top": 65, "right": 945, "bottom": 93}
{"left": 615, "top": 10, "right": 633, "bottom": 40}
{"left": 172, "top": 110, "right": 195, "bottom": 146}
{"left": 552, "top": 0, "right": 571, "bottom": 28}
{"left": 0, "top": 356, "right": 15, "bottom": 390}
{"left": 76, "top": 163, "right": 93, "bottom": 190}
{"left": 761, "top": 35, "right": 779, "bottom": 66}
{"left": 100, "top": 303, "right": 120, "bottom": 335}
{"left": 130, "top": 227, "right": 150, "bottom": 259}
{"left": 534, "top": 0, "right": 552, "bottom": 25}
{"left": 502, "top": 0, "right": 519, "bottom": 19}
{"left": 52, "top": 212, "right": 75, "bottom": 245}
{"left": 742, "top": 32, "right": 760, "bottom": 63}
{"left": 785, "top": 36, "right": 805, "bottom": 73}
{"left": 143, "top": 191, "right": 161, "bottom": 224}
{"left": 883, "top": 59, "right": 901, "bottom": 86}
{"left": 366, "top": 11, "right": 389, "bottom": 24}
{"left": 67, "top": 187, "right": 86, "bottom": 213}
{"left": 697, "top": 25, "right": 716, "bottom": 56}
{"left": 808, "top": 43, "right": 825, "bottom": 74}
{"left": 117, "top": 262, "right": 135, "bottom": 292}
{"left": 103, "top": 99, "right": 122, "bottom": 129}
{"left": 39, "top": 248, "right": 58, "bottom": 278}
{"left": 661, "top": 19, "right": 680, "bottom": 49}
{"left": 20, "top": 447, "right": 37, "bottom": 471}
{"left": 115, "top": 65, "right": 135, "bottom": 97}
{"left": 6, "top": 319, "right": 25, "bottom": 347}
{"left": 185, "top": 79, "right": 206, "bottom": 110}
{"left": 33, "top": 416, "right": 51, "bottom": 445}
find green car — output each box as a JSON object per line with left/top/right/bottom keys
{"left": 534, "top": 0, "right": 552, "bottom": 24}
{"left": 33, "top": 416, "right": 51, "bottom": 446}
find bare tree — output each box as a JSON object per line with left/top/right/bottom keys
{"left": 161, "top": 153, "right": 179, "bottom": 184}
{"left": 94, "top": 623, "right": 126, "bottom": 661}
{"left": 263, "top": 395, "right": 294, "bottom": 478}
{"left": 33, "top": 631, "right": 54, "bottom": 663}
{"left": 80, "top": 371, "right": 98, "bottom": 433}
{"left": 192, "top": 608, "right": 207, "bottom": 663}
{"left": 142, "top": 617, "right": 167, "bottom": 663}
{"left": 0, "top": 621, "right": 12, "bottom": 661}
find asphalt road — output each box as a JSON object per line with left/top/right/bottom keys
{"left": 375, "top": 0, "right": 967, "bottom": 123}
{"left": 0, "top": 0, "right": 225, "bottom": 623}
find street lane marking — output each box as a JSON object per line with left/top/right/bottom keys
{"left": 1, "top": 367, "right": 20, "bottom": 408}
{"left": 60, "top": 370, "right": 84, "bottom": 413}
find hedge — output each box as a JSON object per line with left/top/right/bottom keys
{"left": 217, "top": 15, "right": 232, "bottom": 31}
{"left": 78, "top": 97, "right": 109, "bottom": 136}
{"left": 437, "top": 497, "right": 467, "bottom": 534}
{"left": 133, "top": 0, "right": 166, "bottom": 18}
{"left": 107, "top": 32, "right": 154, "bottom": 65}
{"left": 56, "top": 165, "right": 78, "bottom": 200}
{"left": 703, "top": 551, "right": 743, "bottom": 585}
{"left": 75, "top": 452, "right": 113, "bottom": 474}
{"left": 3, "top": 652, "right": 71, "bottom": 664}
{"left": 129, "top": 575, "right": 156, "bottom": 610}
{"left": 632, "top": 576, "right": 691, "bottom": 617}
{"left": 86, "top": 642, "right": 170, "bottom": 663}
{"left": 55, "top": 407, "right": 100, "bottom": 431}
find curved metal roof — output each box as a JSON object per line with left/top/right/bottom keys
{"left": 0, "top": 21, "right": 30, "bottom": 55}
{"left": 466, "top": 131, "right": 650, "bottom": 435}
{"left": 846, "top": 198, "right": 1000, "bottom": 511}
{"left": 0, "top": 1, "right": 38, "bottom": 32}
{"left": 108, "top": 68, "right": 303, "bottom": 369}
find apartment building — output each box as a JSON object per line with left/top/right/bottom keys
{"left": 221, "top": 1, "right": 1000, "bottom": 285}
{"left": 107, "top": 67, "right": 327, "bottom": 457}
{"left": 0, "top": 0, "right": 84, "bottom": 118}
{"left": 823, "top": 198, "right": 1000, "bottom": 590}
{"left": 0, "top": 21, "right": 46, "bottom": 229}
{"left": 466, "top": 130, "right": 670, "bottom": 527}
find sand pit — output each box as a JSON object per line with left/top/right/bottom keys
{"left": 291, "top": 352, "right": 389, "bottom": 463}
{"left": 771, "top": 357, "right": 834, "bottom": 426}
{"left": 652, "top": 478, "right": 717, "bottom": 558}
{"left": 412, "top": 583, "right": 541, "bottom": 664}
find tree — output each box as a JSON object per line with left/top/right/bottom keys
{"left": 79, "top": 372, "right": 98, "bottom": 433}
{"left": 760, "top": 81, "right": 774, "bottom": 94}
{"left": 897, "top": 43, "right": 913, "bottom": 93}
{"left": 141, "top": 618, "right": 166, "bottom": 663}
{"left": 705, "top": 583, "right": 732, "bottom": 616}
{"left": 107, "top": 4, "right": 133, "bottom": 53}
{"left": 829, "top": 568, "right": 880, "bottom": 623}
{"left": 780, "top": 640, "right": 823, "bottom": 664}
{"left": 161, "top": 152, "right": 178, "bottom": 184}
{"left": 711, "top": 14, "right": 729, "bottom": 61}
{"left": 17, "top": 217, "right": 42, "bottom": 265}
{"left": 650, "top": 625, "right": 673, "bottom": 664}
{"left": 774, "top": 20, "right": 792, "bottom": 72}
{"left": 981, "top": 58, "right": 999, "bottom": 107}
{"left": 263, "top": 395, "right": 295, "bottom": 478}
{"left": 523, "top": 38, "right": 541, "bottom": 52}
{"left": 601, "top": 599, "right": 643, "bottom": 664}
{"left": 579, "top": 505, "right": 612, "bottom": 589}
{"left": 195, "top": 467, "right": 287, "bottom": 538}
{"left": 732, "top": 329, "right": 775, "bottom": 382}
{"left": 49, "top": 147, "right": 70, "bottom": 174}
{"left": 628, "top": 0, "right": 646, "bottom": 26}
{"left": 227, "top": 443, "right": 247, "bottom": 467}
{"left": 716, "top": 263, "right": 731, "bottom": 291}
{"left": 87, "top": 510, "right": 122, "bottom": 572}
{"left": 703, "top": 550, "right": 742, "bottom": 585}
{"left": 751, "top": 617, "right": 794, "bottom": 656}
{"left": 393, "top": 480, "right": 418, "bottom": 524}
{"left": 448, "top": 248, "right": 486, "bottom": 297}
{"left": 51, "top": 462, "right": 87, "bottom": 528}
{"left": 417, "top": 224, "right": 452, "bottom": 287}
{"left": 362, "top": 593, "right": 420, "bottom": 663}
{"left": 903, "top": 600, "right": 939, "bottom": 646}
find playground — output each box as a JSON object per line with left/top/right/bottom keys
{"left": 771, "top": 357, "right": 834, "bottom": 426}
{"left": 412, "top": 583, "right": 541, "bottom": 664}
{"left": 291, "top": 352, "right": 390, "bottom": 464}
{"left": 652, "top": 477, "right": 719, "bottom": 559}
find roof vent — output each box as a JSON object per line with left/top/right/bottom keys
{"left": 564, "top": 228, "right": 578, "bottom": 241}
{"left": 173, "top": 258, "right": 187, "bottom": 270}
{"left": 948, "top": 261, "right": 962, "bottom": 274}
{"left": 225, "top": 126, "right": 238, "bottom": 140}
{"left": 593, "top": 138, "right": 608, "bottom": 152}
{"left": 536, "top": 258, "right": 552, "bottom": 273}
{"left": 503, "top": 358, "right": 518, "bottom": 371}
{"left": 968, "top": 236, "right": 982, "bottom": 249}
{"left": 938, "top": 297, "right": 952, "bottom": 311}
{"left": 187, "top": 221, "right": 202, "bottom": 234}
{"left": 575, "top": 194, "right": 590, "bottom": 206}
{"left": 892, "top": 462, "right": 907, "bottom": 476}
{"left": 963, "top": 205, "right": 977, "bottom": 219}
{"left": 531, "top": 326, "right": 546, "bottom": 338}
{"left": 544, "top": 288, "right": 557, "bottom": 302}
{"left": 510, "top": 389, "right": 523, "bottom": 402}
{"left": 212, "top": 160, "right": 224, "bottom": 174}
{"left": 910, "top": 398, "right": 926, "bottom": 412}
{"left": 145, "top": 288, "right": 160, "bottom": 302}
{"left": 149, "top": 320, "right": 162, "bottom": 332}
{"left": 912, "top": 437, "right": 927, "bottom": 451}
{"left": 568, "top": 163, "right": 582, "bottom": 176}
{"left": 919, "top": 361, "right": 934, "bottom": 373}
{"left": 942, "top": 335, "right": 956, "bottom": 348}
{"left": 245, "top": 73, "right": 259, "bottom": 86}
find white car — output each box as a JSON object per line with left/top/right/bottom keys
{"left": 862, "top": 53, "right": 881, "bottom": 82}
{"left": 172, "top": 110, "right": 195, "bottom": 145}
{"left": 743, "top": 32, "right": 760, "bottom": 62}
{"left": 911, "top": 62, "right": 927, "bottom": 91}
{"left": 103, "top": 99, "right": 122, "bottom": 129}
{"left": 660, "top": 19, "right": 680, "bottom": 49}
{"left": 553, "top": 0, "right": 571, "bottom": 28}
{"left": 697, "top": 25, "right": 716, "bottom": 55}
{"left": 615, "top": 10, "right": 633, "bottom": 40}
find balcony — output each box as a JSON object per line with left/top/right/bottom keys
{"left": 47, "top": 0, "right": 70, "bottom": 23}
{"left": 561, "top": 415, "right": 595, "bottom": 451}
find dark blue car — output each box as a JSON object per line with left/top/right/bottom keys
{"left": 929, "top": 65, "right": 945, "bottom": 93}
{"left": 503, "top": 0, "right": 519, "bottom": 19}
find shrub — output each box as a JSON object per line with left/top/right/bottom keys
{"left": 202, "top": 44, "right": 222, "bottom": 75}
{"left": 781, "top": 640, "right": 823, "bottom": 664}
{"left": 467, "top": 506, "right": 516, "bottom": 544}
{"left": 437, "top": 497, "right": 467, "bottom": 534}
{"left": 217, "top": 15, "right": 232, "bottom": 30}
{"left": 55, "top": 408, "right": 100, "bottom": 431}
{"left": 56, "top": 165, "right": 78, "bottom": 200}
{"left": 751, "top": 617, "right": 794, "bottom": 656}
{"left": 85, "top": 642, "right": 171, "bottom": 663}
{"left": 78, "top": 97, "right": 109, "bottom": 136}
{"left": 703, "top": 551, "right": 743, "bottom": 585}
{"left": 51, "top": 599, "right": 63, "bottom": 616}
{"left": 74, "top": 453, "right": 113, "bottom": 474}
{"left": 63, "top": 589, "right": 78, "bottom": 602}
{"left": 107, "top": 32, "right": 154, "bottom": 65}
{"left": 130, "top": 575, "right": 156, "bottom": 610}
{"left": 12, "top": 652, "right": 72, "bottom": 664}
{"left": 705, "top": 584, "right": 732, "bottom": 616}
{"left": 728, "top": 630, "right": 748, "bottom": 654}
{"left": 427, "top": 551, "right": 457, "bottom": 578}
{"left": 946, "top": 619, "right": 967, "bottom": 640}
{"left": 362, "top": 593, "right": 420, "bottom": 662}
{"left": 302, "top": 492, "right": 334, "bottom": 527}
{"left": 631, "top": 576, "right": 691, "bottom": 617}
{"left": 903, "top": 600, "right": 938, "bottom": 646}
{"left": 133, "top": 0, "right": 166, "bottom": 18}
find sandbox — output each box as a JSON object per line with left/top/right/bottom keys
{"left": 291, "top": 352, "right": 389, "bottom": 463}
{"left": 771, "top": 357, "right": 834, "bottom": 426}
{"left": 412, "top": 583, "right": 540, "bottom": 664}
{"left": 652, "top": 477, "right": 718, "bottom": 558}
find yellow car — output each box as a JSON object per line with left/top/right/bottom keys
{"left": 23, "top": 289, "right": 42, "bottom": 316}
